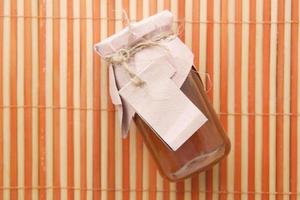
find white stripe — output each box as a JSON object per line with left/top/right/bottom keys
{"left": 227, "top": 0, "right": 235, "bottom": 199}
{"left": 213, "top": 0, "right": 220, "bottom": 111}
{"left": 156, "top": 171, "right": 163, "bottom": 200}
{"left": 241, "top": 0, "right": 249, "bottom": 199}
{"left": 156, "top": 72, "right": 163, "bottom": 200}
{"left": 45, "top": 0, "right": 53, "bottom": 199}
{"left": 2, "top": 0, "right": 11, "bottom": 199}
{"left": 86, "top": 0, "right": 93, "bottom": 199}
{"left": 31, "top": 0, "right": 39, "bottom": 199}
{"left": 199, "top": 172, "right": 206, "bottom": 199}
{"left": 170, "top": 0, "right": 177, "bottom": 30}
{"left": 115, "top": 96, "right": 123, "bottom": 198}
{"left": 142, "top": 144, "right": 149, "bottom": 200}
{"left": 283, "top": 1, "right": 291, "bottom": 200}
{"left": 60, "top": 0, "right": 67, "bottom": 199}
{"left": 184, "top": 178, "right": 192, "bottom": 200}
{"left": 199, "top": 0, "right": 207, "bottom": 72}
{"left": 130, "top": 0, "right": 137, "bottom": 20}
{"left": 100, "top": 1, "right": 108, "bottom": 200}
{"left": 269, "top": 0, "right": 278, "bottom": 199}
{"left": 157, "top": 0, "right": 164, "bottom": 12}
{"left": 17, "top": 0, "right": 25, "bottom": 199}
{"left": 185, "top": 0, "right": 192, "bottom": 48}
{"left": 100, "top": 109, "right": 108, "bottom": 200}
{"left": 130, "top": 125, "right": 137, "bottom": 200}
{"left": 143, "top": 0, "right": 150, "bottom": 17}
{"left": 114, "top": 1, "right": 123, "bottom": 200}
{"left": 100, "top": 0, "right": 108, "bottom": 110}
{"left": 213, "top": 165, "right": 219, "bottom": 200}
{"left": 169, "top": 182, "right": 176, "bottom": 200}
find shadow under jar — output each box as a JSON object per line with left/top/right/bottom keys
{"left": 133, "top": 67, "right": 231, "bottom": 181}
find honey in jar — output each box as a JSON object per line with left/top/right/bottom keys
{"left": 94, "top": 10, "right": 230, "bottom": 181}
{"left": 134, "top": 68, "right": 230, "bottom": 181}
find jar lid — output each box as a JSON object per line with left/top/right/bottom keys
{"left": 94, "top": 10, "right": 173, "bottom": 57}
{"left": 93, "top": 10, "right": 195, "bottom": 138}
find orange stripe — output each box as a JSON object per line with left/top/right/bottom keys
{"left": 10, "top": 0, "right": 18, "bottom": 199}
{"left": 149, "top": 2, "right": 157, "bottom": 200}
{"left": 136, "top": 3, "right": 143, "bottom": 200}
{"left": 247, "top": 1, "right": 256, "bottom": 200}
{"left": 38, "top": 0, "right": 47, "bottom": 198}
{"left": 192, "top": 0, "right": 200, "bottom": 69}
{"left": 67, "top": 0, "right": 74, "bottom": 199}
{"left": 163, "top": 179, "right": 169, "bottom": 200}
{"left": 107, "top": 1, "right": 116, "bottom": 200}
{"left": 176, "top": 181, "right": 184, "bottom": 200}
{"left": 149, "top": 154, "right": 157, "bottom": 200}
{"left": 92, "top": 0, "right": 101, "bottom": 200}
{"left": 136, "top": 0, "right": 143, "bottom": 20}
{"left": 191, "top": 0, "right": 200, "bottom": 199}
{"left": 206, "top": 170, "right": 213, "bottom": 200}
{"left": 80, "top": 0, "right": 87, "bottom": 199}
{"left": 178, "top": 0, "right": 185, "bottom": 42}
{"left": 262, "top": 1, "right": 271, "bottom": 200}
{"left": 290, "top": 0, "right": 298, "bottom": 200}
{"left": 53, "top": 0, "right": 61, "bottom": 199}
{"left": 206, "top": 0, "right": 214, "bottom": 198}
{"left": 276, "top": 1, "right": 285, "bottom": 200}
{"left": 164, "top": 0, "right": 171, "bottom": 10}
{"left": 122, "top": 2, "right": 130, "bottom": 200}
{"left": 0, "top": 0, "right": 3, "bottom": 199}
{"left": 234, "top": 1, "right": 242, "bottom": 200}
{"left": 191, "top": 175, "right": 199, "bottom": 200}
{"left": 150, "top": 0, "right": 157, "bottom": 15}
{"left": 206, "top": 0, "right": 214, "bottom": 92}
{"left": 136, "top": 130, "right": 143, "bottom": 200}
{"left": 24, "top": 0, "right": 33, "bottom": 199}
{"left": 219, "top": 0, "right": 228, "bottom": 199}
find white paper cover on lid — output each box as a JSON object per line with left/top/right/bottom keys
{"left": 94, "top": 10, "right": 173, "bottom": 57}
{"left": 94, "top": 10, "right": 196, "bottom": 138}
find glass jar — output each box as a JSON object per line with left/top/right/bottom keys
{"left": 133, "top": 68, "right": 231, "bottom": 181}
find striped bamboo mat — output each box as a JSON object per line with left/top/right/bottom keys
{"left": 0, "top": 0, "right": 299, "bottom": 200}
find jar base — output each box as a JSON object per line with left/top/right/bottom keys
{"left": 169, "top": 145, "right": 226, "bottom": 181}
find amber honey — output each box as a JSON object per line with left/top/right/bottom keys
{"left": 134, "top": 68, "right": 230, "bottom": 181}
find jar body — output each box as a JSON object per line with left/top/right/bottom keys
{"left": 133, "top": 68, "right": 230, "bottom": 181}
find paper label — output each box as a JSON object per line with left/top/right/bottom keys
{"left": 119, "top": 59, "right": 207, "bottom": 151}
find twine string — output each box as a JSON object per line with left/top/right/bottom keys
{"left": 104, "top": 31, "right": 176, "bottom": 86}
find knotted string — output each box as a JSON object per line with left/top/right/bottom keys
{"left": 104, "top": 9, "right": 177, "bottom": 86}
{"left": 104, "top": 31, "right": 176, "bottom": 86}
